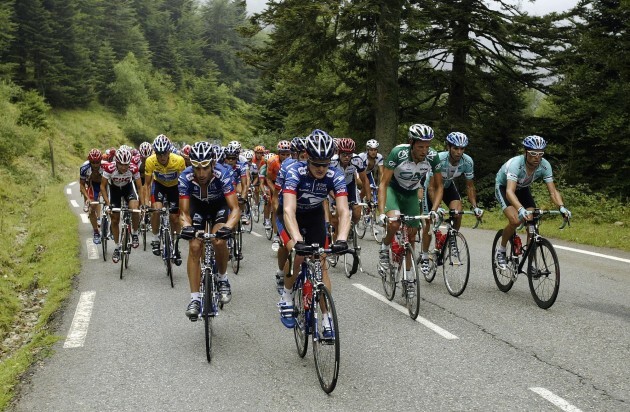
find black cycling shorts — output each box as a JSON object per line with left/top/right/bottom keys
{"left": 189, "top": 197, "right": 230, "bottom": 231}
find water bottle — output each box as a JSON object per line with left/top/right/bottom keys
{"left": 513, "top": 235, "right": 522, "bottom": 255}
{"left": 391, "top": 234, "right": 404, "bottom": 263}
{"left": 303, "top": 279, "right": 313, "bottom": 310}
{"left": 435, "top": 230, "right": 446, "bottom": 251}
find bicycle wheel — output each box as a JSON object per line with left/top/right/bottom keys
{"left": 312, "top": 285, "right": 340, "bottom": 394}
{"left": 163, "top": 230, "right": 174, "bottom": 288}
{"left": 443, "top": 231, "right": 470, "bottom": 297}
{"left": 491, "top": 230, "right": 515, "bottom": 292}
{"left": 124, "top": 227, "right": 130, "bottom": 269}
{"left": 372, "top": 210, "right": 383, "bottom": 243}
{"left": 381, "top": 247, "right": 398, "bottom": 301}
{"left": 252, "top": 197, "right": 260, "bottom": 223}
{"left": 419, "top": 231, "right": 438, "bottom": 283}
{"left": 527, "top": 238, "right": 560, "bottom": 309}
{"left": 203, "top": 270, "right": 213, "bottom": 363}
{"left": 120, "top": 227, "right": 128, "bottom": 279}
{"left": 403, "top": 247, "right": 420, "bottom": 319}
{"left": 231, "top": 232, "right": 240, "bottom": 275}
{"left": 245, "top": 200, "right": 253, "bottom": 233}
{"left": 101, "top": 215, "right": 108, "bottom": 261}
{"left": 356, "top": 207, "right": 368, "bottom": 239}
{"left": 292, "top": 280, "right": 308, "bottom": 358}
{"left": 344, "top": 225, "right": 358, "bottom": 278}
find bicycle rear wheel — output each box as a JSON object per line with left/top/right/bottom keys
{"left": 402, "top": 249, "right": 421, "bottom": 319}
{"left": 528, "top": 238, "right": 560, "bottom": 309}
{"left": 293, "top": 280, "right": 308, "bottom": 358}
{"left": 443, "top": 232, "right": 470, "bottom": 297}
{"left": 245, "top": 200, "right": 253, "bottom": 233}
{"left": 381, "top": 247, "right": 398, "bottom": 301}
{"left": 101, "top": 215, "right": 109, "bottom": 261}
{"left": 203, "top": 270, "right": 213, "bottom": 362}
{"left": 491, "top": 230, "right": 515, "bottom": 292}
{"left": 312, "top": 285, "right": 340, "bottom": 394}
{"left": 356, "top": 207, "right": 368, "bottom": 239}
{"left": 372, "top": 210, "right": 383, "bottom": 243}
{"left": 124, "top": 228, "right": 130, "bottom": 269}
{"left": 163, "top": 230, "right": 174, "bottom": 288}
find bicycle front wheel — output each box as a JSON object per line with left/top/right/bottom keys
{"left": 356, "top": 207, "right": 368, "bottom": 239}
{"left": 372, "top": 210, "right": 383, "bottom": 243}
{"left": 292, "top": 281, "right": 308, "bottom": 358}
{"left": 203, "top": 270, "right": 214, "bottom": 362}
{"left": 381, "top": 247, "right": 398, "bottom": 301}
{"left": 120, "top": 227, "right": 128, "bottom": 279}
{"left": 231, "top": 232, "right": 240, "bottom": 275}
{"left": 491, "top": 230, "right": 515, "bottom": 292}
{"left": 163, "top": 230, "right": 174, "bottom": 288}
{"left": 443, "top": 232, "right": 470, "bottom": 297}
{"left": 528, "top": 238, "right": 560, "bottom": 309}
{"left": 312, "top": 285, "right": 340, "bottom": 394}
{"left": 101, "top": 215, "right": 108, "bottom": 261}
{"left": 404, "top": 248, "right": 421, "bottom": 319}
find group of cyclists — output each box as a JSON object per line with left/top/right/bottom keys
{"left": 79, "top": 125, "right": 572, "bottom": 334}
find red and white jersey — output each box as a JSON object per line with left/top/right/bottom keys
{"left": 102, "top": 162, "right": 140, "bottom": 187}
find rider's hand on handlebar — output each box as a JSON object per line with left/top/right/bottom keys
{"left": 518, "top": 206, "right": 532, "bottom": 221}
{"left": 377, "top": 213, "right": 387, "bottom": 225}
{"left": 473, "top": 207, "right": 484, "bottom": 218}
{"left": 215, "top": 226, "right": 233, "bottom": 240}
{"left": 331, "top": 240, "right": 348, "bottom": 254}
{"left": 180, "top": 225, "right": 195, "bottom": 240}
{"left": 559, "top": 205, "right": 572, "bottom": 220}
{"left": 293, "top": 241, "right": 310, "bottom": 255}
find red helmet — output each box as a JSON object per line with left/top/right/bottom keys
{"left": 87, "top": 149, "right": 102, "bottom": 162}
{"left": 337, "top": 138, "right": 356, "bottom": 153}
{"left": 182, "top": 144, "right": 191, "bottom": 157}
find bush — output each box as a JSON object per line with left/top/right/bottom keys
{"left": 17, "top": 90, "right": 50, "bottom": 129}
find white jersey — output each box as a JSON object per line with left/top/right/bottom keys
{"left": 358, "top": 152, "right": 383, "bottom": 175}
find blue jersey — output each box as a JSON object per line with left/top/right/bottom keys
{"left": 178, "top": 163, "right": 235, "bottom": 202}
{"left": 281, "top": 161, "right": 348, "bottom": 211}
{"left": 425, "top": 152, "right": 475, "bottom": 189}
{"left": 496, "top": 155, "right": 553, "bottom": 189}
{"left": 79, "top": 160, "right": 105, "bottom": 182}
{"left": 274, "top": 158, "right": 297, "bottom": 190}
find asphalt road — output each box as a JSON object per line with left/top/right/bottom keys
{"left": 11, "top": 182, "right": 630, "bottom": 411}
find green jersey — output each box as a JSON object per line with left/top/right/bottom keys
{"left": 385, "top": 144, "right": 441, "bottom": 192}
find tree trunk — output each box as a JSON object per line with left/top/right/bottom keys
{"left": 374, "top": 0, "right": 402, "bottom": 153}
{"left": 447, "top": 6, "right": 471, "bottom": 130}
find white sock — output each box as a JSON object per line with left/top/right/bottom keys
{"left": 276, "top": 269, "right": 284, "bottom": 277}
{"left": 153, "top": 234, "right": 159, "bottom": 242}
{"left": 191, "top": 292, "right": 200, "bottom": 301}
{"left": 322, "top": 315, "right": 331, "bottom": 327}
{"left": 421, "top": 253, "right": 428, "bottom": 260}
{"left": 282, "top": 287, "right": 293, "bottom": 302}
{"left": 497, "top": 246, "right": 506, "bottom": 253}
{"left": 218, "top": 273, "right": 228, "bottom": 282}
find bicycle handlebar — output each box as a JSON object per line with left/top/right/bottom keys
{"left": 516, "top": 209, "right": 571, "bottom": 230}
{"left": 110, "top": 207, "right": 142, "bottom": 213}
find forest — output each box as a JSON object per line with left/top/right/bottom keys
{"left": 0, "top": 0, "right": 628, "bottom": 204}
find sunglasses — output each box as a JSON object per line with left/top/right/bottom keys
{"left": 527, "top": 151, "right": 544, "bottom": 158}
{"left": 190, "top": 159, "right": 212, "bottom": 168}
{"left": 225, "top": 157, "right": 237, "bottom": 161}
{"left": 309, "top": 160, "right": 331, "bottom": 169}
{"left": 339, "top": 152, "right": 352, "bottom": 157}
{"left": 90, "top": 161, "right": 101, "bottom": 166}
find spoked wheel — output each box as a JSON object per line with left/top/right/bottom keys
{"left": 443, "top": 231, "right": 470, "bottom": 297}
{"left": 163, "top": 230, "right": 174, "bottom": 288}
{"left": 312, "top": 285, "right": 340, "bottom": 394}
{"left": 491, "top": 230, "right": 515, "bottom": 292}
{"left": 356, "top": 207, "right": 368, "bottom": 239}
{"left": 293, "top": 281, "right": 308, "bottom": 358}
{"left": 120, "top": 228, "right": 128, "bottom": 279}
{"left": 245, "top": 200, "right": 253, "bottom": 233}
{"left": 401, "top": 248, "right": 420, "bottom": 319}
{"left": 101, "top": 215, "right": 109, "bottom": 261}
{"left": 124, "top": 229, "right": 130, "bottom": 269}
{"left": 372, "top": 210, "right": 383, "bottom": 243}
{"left": 381, "top": 246, "right": 398, "bottom": 301}
{"left": 203, "top": 271, "right": 213, "bottom": 363}
{"left": 231, "top": 231, "right": 241, "bottom": 275}
{"left": 252, "top": 197, "right": 260, "bottom": 223}
{"left": 528, "top": 238, "right": 560, "bottom": 309}
{"left": 419, "top": 232, "right": 438, "bottom": 283}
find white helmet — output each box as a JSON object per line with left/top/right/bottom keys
{"left": 408, "top": 124, "right": 434, "bottom": 141}
{"left": 115, "top": 148, "right": 131, "bottom": 165}
{"left": 366, "top": 139, "right": 379, "bottom": 149}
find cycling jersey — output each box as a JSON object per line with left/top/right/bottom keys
{"left": 434, "top": 151, "right": 474, "bottom": 189}
{"left": 266, "top": 155, "right": 282, "bottom": 184}
{"left": 358, "top": 152, "right": 383, "bottom": 175}
{"left": 102, "top": 162, "right": 140, "bottom": 187}
{"left": 331, "top": 153, "right": 366, "bottom": 185}
{"left": 144, "top": 153, "right": 186, "bottom": 187}
{"left": 178, "top": 163, "right": 235, "bottom": 202}
{"left": 79, "top": 160, "right": 105, "bottom": 183}
{"left": 274, "top": 158, "right": 297, "bottom": 191}
{"left": 495, "top": 155, "right": 553, "bottom": 189}
{"left": 385, "top": 144, "right": 441, "bottom": 192}
{"left": 281, "top": 161, "right": 347, "bottom": 211}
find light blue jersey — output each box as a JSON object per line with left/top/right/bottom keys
{"left": 495, "top": 155, "right": 553, "bottom": 188}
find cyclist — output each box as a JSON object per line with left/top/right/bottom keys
{"left": 377, "top": 124, "right": 443, "bottom": 276}
{"left": 100, "top": 148, "right": 143, "bottom": 263}
{"left": 266, "top": 140, "right": 292, "bottom": 250}
{"left": 330, "top": 138, "right": 370, "bottom": 229}
{"left": 223, "top": 142, "right": 249, "bottom": 230}
{"left": 178, "top": 142, "right": 241, "bottom": 319}
{"left": 423, "top": 131, "right": 483, "bottom": 233}
{"left": 494, "top": 135, "right": 572, "bottom": 269}
{"left": 260, "top": 153, "right": 274, "bottom": 230}
{"left": 80, "top": 149, "right": 105, "bottom": 244}
{"left": 276, "top": 130, "right": 350, "bottom": 336}
{"left": 181, "top": 144, "right": 192, "bottom": 167}
{"left": 144, "top": 134, "right": 186, "bottom": 261}
{"left": 358, "top": 139, "right": 383, "bottom": 205}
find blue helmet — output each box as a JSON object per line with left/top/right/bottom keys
{"left": 305, "top": 129, "right": 335, "bottom": 160}
{"left": 408, "top": 124, "right": 434, "bottom": 141}
{"left": 153, "top": 134, "right": 171, "bottom": 154}
{"left": 445, "top": 132, "right": 469, "bottom": 148}
{"left": 523, "top": 135, "right": 547, "bottom": 150}
{"left": 190, "top": 141, "right": 213, "bottom": 163}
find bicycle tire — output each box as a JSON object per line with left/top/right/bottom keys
{"left": 101, "top": 215, "right": 108, "bottom": 261}
{"left": 231, "top": 230, "right": 240, "bottom": 275}
{"left": 124, "top": 226, "right": 130, "bottom": 269}
{"left": 419, "top": 232, "right": 438, "bottom": 283}
{"left": 443, "top": 231, "right": 470, "bottom": 297}
{"left": 491, "top": 230, "right": 515, "bottom": 292}
{"left": 403, "top": 247, "right": 421, "bottom": 319}
{"left": 203, "top": 269, "right": 213, "bottom": 362}
{"left": 381, "top": 246, "right": 397, "bottom": 301}
{"left": 245, "top": 200, "right": 253, "bottom": 233}
{"left": 312, "top": 285, "right": 340, "bottom": 394}
{"left": 252, "top": 197, "right": 260, "bottom": 223}
{"left": 372, "top": 210, "right": 383, "bottom": 243}
{"left": 527, "top": 238, "right": 560, "bottom": 309}
{"left": 120, "top": 227, "right": 128, "bottom": 280}
{"left": 356, "top": 207, "right": 368, "bottom": 239}
{"left": 293, "top": 280, "right": 308, "bottom": 358}
{"left": 163, "top": 230, "right": 174, "bottom": 288}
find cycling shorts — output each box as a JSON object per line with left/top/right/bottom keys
{"left": 385, "top": 185, "right": 421, "bottom": 228}
{"left": 495, "top": 185, "right": 536, "bottom": 211}
{"left": 276, "top": 205, "right": 328, "bottom": 248}
{"left": 151, "top": 181, "right": 180, "bottom": 213}
{"left": 189, "top": 197, "right": 230, "bottom": 231}
{"left": 87, "top": 181, "right": 101, "bottom": 201}
{"left": 109, "top": 183, "right": 138, "bottom": 209}
{"left": 423, "top": 184, "right": 460, "bottom": 214}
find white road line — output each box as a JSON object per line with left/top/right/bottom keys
{"left": 63, "top": 291, "right": 96, "bottom": 348}
{"left": 80, "top": 213, "right": 90, "bottom": 224}
{"left": 70, "top": 199, "right": 79, "bottom": 208}
{"left": 554, "top": 245, "right": 630, "bottom": 264}
{"left": 529, "top": 388, "right": 582, "bottom": 412}
{"left": 66, "top": 188, "right": 72, "bottom": 195}
{"left": 85, "top": 239, "right": 99, "bottom": 260}
{"left": 353, "top": 283, "right": 458, "bottom": 340}
{"left": 250, "top": 231, "right": 262, "bottom": 237}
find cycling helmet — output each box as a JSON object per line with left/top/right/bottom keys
{"left": 153, "top": 134, "right": 171, "bottom": 154}
{"left": 87, "top": 148, "right": 102, "bottom": 162}
{"left": 337, "top": 138, "right": 356, "bottom": 153}
{"left": 305, "top": 129, "right": 335, "bottom": 160}
{"left": 181, "top": 144, "right": 191, "bottom": 157}
{"left": 224, "top": 144, "right": 240, "bottom": 157}
{"left": 366, "top": 139, "right": 379, "bottom": 149}
{"left": 445, "top": 132, "right": 469, "bottom": 148}
{"left": 211, "top": 145, "right": 225, "bottom": 162}
{"left": 254, "top": 145, "right": 265, "bottom": 153}
{"left": 130, "top": 148, "right": 140, "bottom": 157}
{"left": 119, "top": 144, "right": 132, "bottom": 152}
{"left": 115, "top": 148, "right": 131, "bottom": 165}
{"left": 190, "top": 141, "right": 214, "bottom": 163}
{"left": 104, "top": 147, "right": 116, "bottom": 161}
{"left": 139, "top": 142, "right": 153, "bottom": 158}
{"left": 290, "top": 137, "right": 305, "bottom": 153}
{"left": 244, "top": 149, "right": 254, "bottom": 160}
{"left": 408, "top": 124, "right": 434, "bottom": 141}
{"left": 523, "top": 135, "right": 547, "bottom": 150}
{"left": 264, "top": 152, "right": 275, "bottom": 161}
{"left": 277, "top": 140, "right": 291, "bottom": 153}
{"left": 228, "top": 141, "right": 242, "bottom": 151}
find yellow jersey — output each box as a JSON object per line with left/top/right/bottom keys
{"left": 144, "top": 153, "right": 186, "bottom": 187}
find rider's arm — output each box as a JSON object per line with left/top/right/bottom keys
{"left": 79, "top": 179, "right": 89, "bottom": 200}
{"left": 335, "top": 195, "right": 351, "bottom": 242}
{"left": 100, "top": 177, "right": 110, "bottom": 206}
{"left": 179, "top": 197, "right": 192, "bottom": 227}
{"left": 465, "top": 179, "right": 479, "bottom": 209}
{"left": 282, "top": 192, "right": 303, "bottom": 243}
{"left": 358, "top": 170, "right": 370, "bottom": 202}
{"left": 546, "top": 181, "right": 565, "bottom": 208}
{"left": 378, "top": 168, "right": 394, "bottom": 215}
{"left": 143, "top": 173, "right": 154, "bottom": 206}
{"left": 505, "top": 180, "right": 522, "bottom": 210}
{"left": 224, "top": 192, "right": 241, "bottom": 229}
{"left": 429, "top": 172, "right": 444, "bottom": 212}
